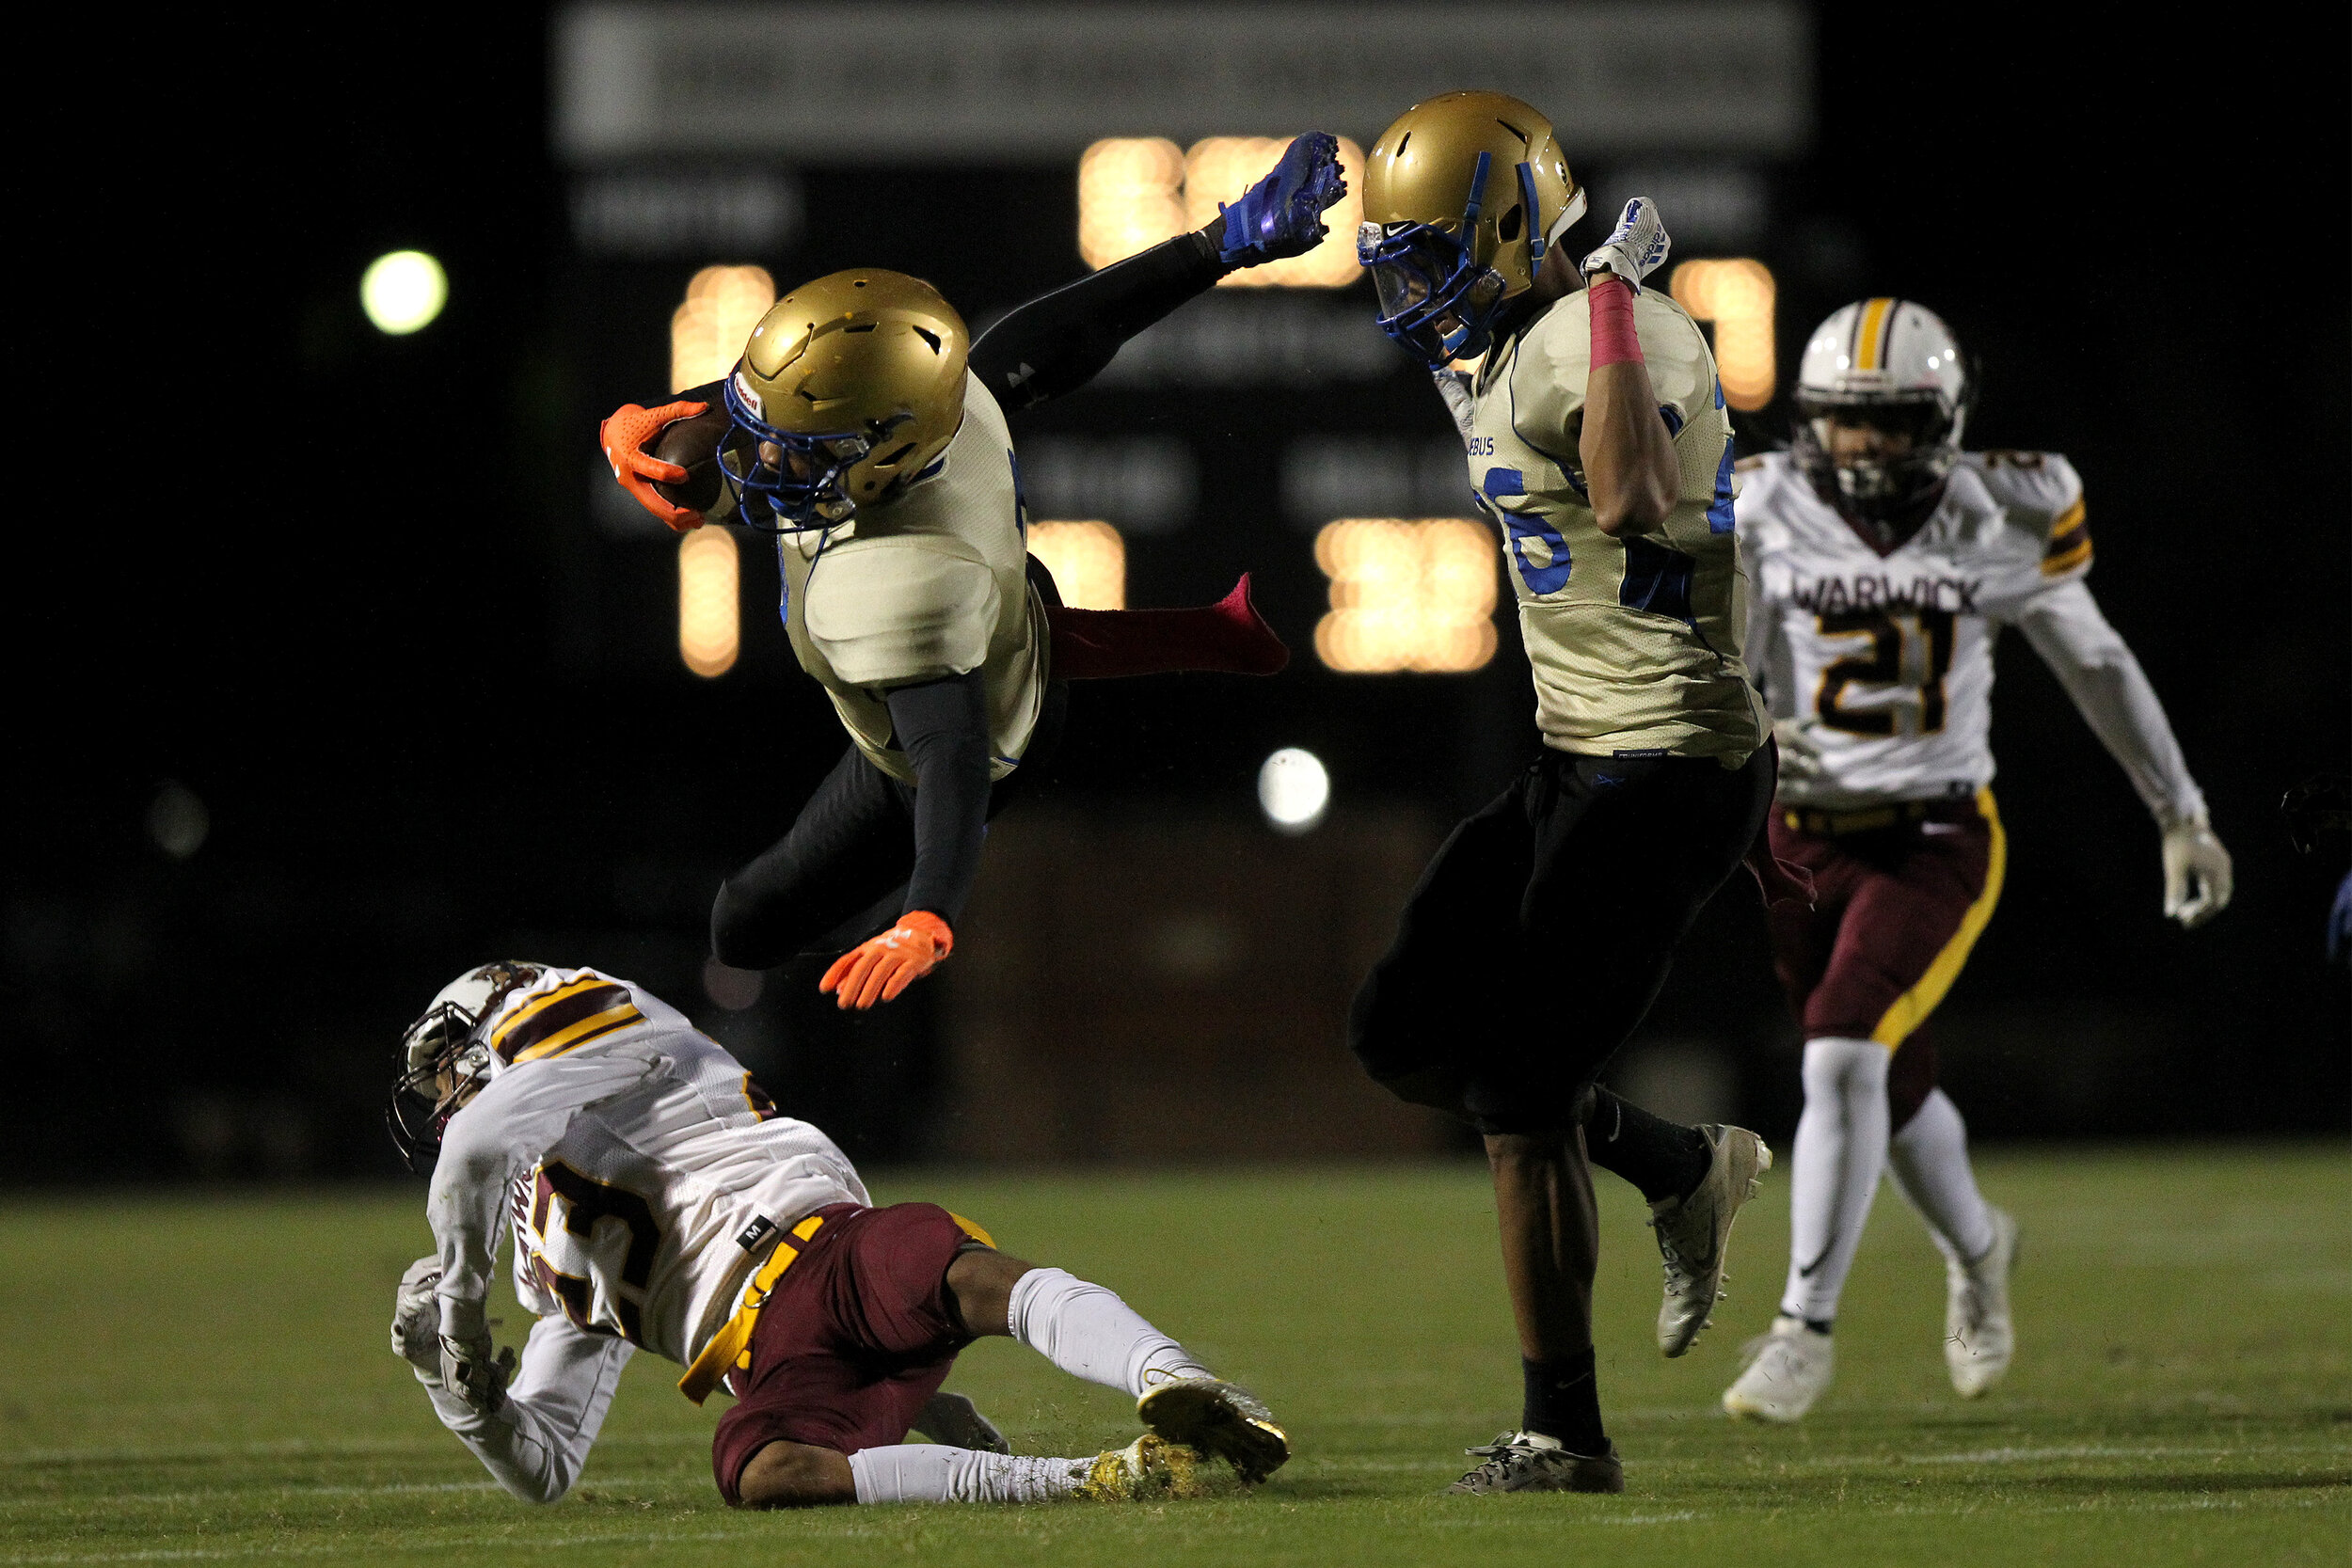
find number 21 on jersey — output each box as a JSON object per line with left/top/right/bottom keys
{"left": 1814, "top": 609, "right": 1954, "bottom": 736}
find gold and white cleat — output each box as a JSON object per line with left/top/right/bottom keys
{"left": 1079, "top": 1433, "right": 1205, "bottom": 1501}
{"left": 1136, "top": 1376, "right": 1291, "bottom": 1483}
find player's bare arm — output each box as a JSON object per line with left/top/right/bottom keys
{"left": 1564, "top": 201, "right": 1680, "bottom": 538}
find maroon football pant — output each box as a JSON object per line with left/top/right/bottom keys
{"left": 709, "top": 1202, "right": 983, "bottom": 1505}
{"left": 1765, "top": 792, "right": 2006, "bottom": 1127}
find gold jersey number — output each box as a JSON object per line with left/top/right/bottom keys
{"left": 1814, "top": 609, "right": 1956, "bottom": 736}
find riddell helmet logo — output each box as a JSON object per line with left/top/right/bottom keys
{"left": 732, "top": 371, "right": 764, "bottom": 420}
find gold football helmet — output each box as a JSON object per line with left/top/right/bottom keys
{"left": 721, "top": 269, "right": 970, "bottom": 530}
{"left": 1358, "top": 91, "right": 1585, "bottom": 365}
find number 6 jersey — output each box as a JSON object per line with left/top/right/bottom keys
{"left": 1448, "top": 287, "right": 1767, "bottom": 763}
{"left": 1739, "top": 448, "right": 2202, "bottom": 819}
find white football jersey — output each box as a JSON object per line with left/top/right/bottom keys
{"left": 1738, "top": 450, "right": 2091, "bottom": 807}
{"left": 774, "top": 372, "right": 1051, "bottom": 784}
{"left": 429, "top": 968, "right": 868, "bottom": 1370}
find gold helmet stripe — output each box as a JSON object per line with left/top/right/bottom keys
{"left": 492, "top": 977, "right": 642, "bottom": 1064}
{"left": 1853, "top": 297, "right": 1897, "bottom": 372}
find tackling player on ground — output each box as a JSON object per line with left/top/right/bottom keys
{"left": 386, "top": 962, "right": 1289, "bottom": 1507}
{"left": 595, "top": 136, "right": 1345, "bottom": 1011}
{"left": 1722, "top": 300, "right": 2233, "bottom": 1421}
{"left": 1350, "top": 92, "right": 1787, "bottom": 1494}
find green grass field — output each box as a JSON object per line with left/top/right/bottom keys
{"left": 3, "top": 1146, "right": 2346, "bottom": 1566}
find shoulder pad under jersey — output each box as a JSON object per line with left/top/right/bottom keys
{"left": 1960, "top": 451, "right": 2089, "bottom": 578}
{"left": 805, "top": 535, "right": 1000, "bottom": 687}
{"left": 1730, "top": 451, "right": 1805, "bottom": 541}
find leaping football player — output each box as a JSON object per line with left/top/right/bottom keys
{"left": 1722, "top": 300, "right": 2233, "bottom": 1422}
{"left": 594, "top": 136, "right": 1346, "bottom": 1008}
{"left": 386, "top": 961, "right": 1289, "bottom": 1507}
{"left": 1349, "top": 92, "right": 1788, "bottom": 1494}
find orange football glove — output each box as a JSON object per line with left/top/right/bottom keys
{"left": 598, "top": 400, "right": 709, "bottom": 532}
{"left": 818, "top": 911, "right": 954, "bottom": 1010}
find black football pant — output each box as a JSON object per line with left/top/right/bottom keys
{"left": 1350, "top": 747, "right": 1773, "bottom": 1135}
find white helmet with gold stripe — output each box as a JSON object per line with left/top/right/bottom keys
{"left": 1793, "top": 298, "right": 1973, "bottom": 537}
{"left": 386, "top": 961, "right": 546, "bottom": 1172}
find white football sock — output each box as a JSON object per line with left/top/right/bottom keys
{"left": 1006, "top": 1267, "right": 1215, "bottom": 1396}
{"left": 1780, "top": 1036, "right": 1892, "bottom": 1324}
{"left": 848, "top": 1444, "right": 1086, "bottom": 1504}
{"left": 1888, "top": 1088, "right": 1996, "bottom": 1264}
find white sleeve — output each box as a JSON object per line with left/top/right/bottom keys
{"left": 1739, "top": 559, "right": 1788, "bottom": 710}
{"left": 2014, "top": 578, "right": 2206, "bottom": 825}
{"left": 1737, "top": 521, "right": 1796, "bottom": 714}
{"left": 423, "top": 1314, "right": 633, "bottom": 1504}
{"left": 1430, "top": 368, "right": 1479, "bottom": 444}
{"left": 427, "top": 1048, "right": 660, "bottom": 1340}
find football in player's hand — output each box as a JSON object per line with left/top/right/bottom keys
{"left": 652, "top": 405, "right": 736, "bottom": 515}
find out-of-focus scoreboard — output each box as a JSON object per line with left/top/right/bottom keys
{"left": 550, "top": 0, "right": 1817, "bottom": 807}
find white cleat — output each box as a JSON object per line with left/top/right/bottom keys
{"left": 1651, "top": 1124, "right": 1773, "bottom": 1356}
{"left": 1947, "top": 1206, "right": 2019, "bottom": 1398}
{"left": 1723, "top": 1316, "right": 1835, "bottom": 1423}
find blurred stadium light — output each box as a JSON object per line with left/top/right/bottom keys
{"left": 146, "top": 782, "right": 209, "bottom": 861}
{"left": 672, "top": 265, "right": 775, "bottom": 391}
{"left": 359, "top": 250, "right": 446, "bottom": 335}
{"left": 1671, "top": 258, "right": 1777, "bottom": 410}
{"left": 1258, "top": 748, "right": 1330, "bottom": 834}
{"left": 1314, "top": 519, "right": 1498, "bottom": 673}
{"left": 1028, "top": 520, "right": 1127, "bottom": 610}
{"left": 1077, "top": 138, "right": 1188, "bottom": 269}
{"left": 1078, "top": 135, "right": 1363, "bottom": 285}
{"left": 677, "top": 527, "right": 739, "bottom": 676}
{"left": 702, "top": 957, "right": 764, "bottom": 1010}
{"left": 1184, "top": 137, "right": 1363, "bottom": 287}
{"left": 554, "top": 4, "right": 1811, "bottom": 162}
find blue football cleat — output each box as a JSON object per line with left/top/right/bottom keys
{"left": 1217, "top": 132, "right": 1346, "bottom": 267}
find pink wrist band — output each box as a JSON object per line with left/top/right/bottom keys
{"left": 1587, "top": 276, "right": 1643, "bottom": 368}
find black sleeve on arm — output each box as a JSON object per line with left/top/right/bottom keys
{"left": 968, "top": 231, "right": 1227, "bottom": 414}
{"left": 883, "top": 671, "right": 995, "bottom": 925}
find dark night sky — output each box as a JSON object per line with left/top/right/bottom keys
{"left": 18, "top": 5, "right": 2347, "bottom": 1178}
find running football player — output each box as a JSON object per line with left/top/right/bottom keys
{"left": 386, "top": 961, "right": 1289, "bottom": 1508}
{"left": 1350, "top": 92, "right": 1781, "bottom": 1495}
{"left": 1721, "top": 299, "right": 2233, "bottom": 1422}
{"left": 594, "top": 135, "right": 1347, "bottom": 1009}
